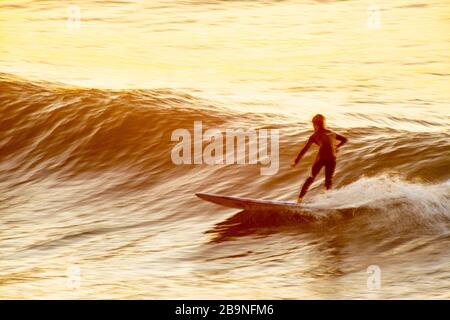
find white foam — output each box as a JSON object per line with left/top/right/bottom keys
{"left": 309, "top": 175, "right": 450, "bottom": 223}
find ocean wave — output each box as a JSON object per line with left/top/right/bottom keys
{"left": 1, "top": 73, "right": 449, "bottom": 192}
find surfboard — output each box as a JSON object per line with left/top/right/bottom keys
{"left": 196, "top": 193, "right": 313, "bottom": 213}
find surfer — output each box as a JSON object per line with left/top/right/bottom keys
{"left": 291, "top": 114, "right": 348, "bottom": 203}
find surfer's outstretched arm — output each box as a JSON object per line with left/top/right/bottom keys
{"left": 291, "top": 138, "right": 313, "bottom": 167}
{"left": 336, "top": 133, "right": 348, "bottom": 149}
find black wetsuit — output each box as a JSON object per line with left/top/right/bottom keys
{"left": 299, "top": 128, "right": 347, "bottom": 198}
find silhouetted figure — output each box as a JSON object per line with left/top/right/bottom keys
{"left": 291, "top": 114, "right": 348, "bottom": 203}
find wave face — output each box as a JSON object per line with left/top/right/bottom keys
{"left": 0, "top": 73, "right": 449, "bottom": 299}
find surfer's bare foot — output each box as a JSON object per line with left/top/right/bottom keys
{"left": 297, "top": 197, "right": 303, "bottom": 204}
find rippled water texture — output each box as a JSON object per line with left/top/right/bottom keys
{"left": 0, "top": 0, "right": 449, "bottom": 299}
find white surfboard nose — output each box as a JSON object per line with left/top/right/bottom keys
{"left": 196, "top": 193, "right": 312, "bottom": 215}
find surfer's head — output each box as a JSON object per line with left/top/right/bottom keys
{"left": 312, "top": 114, "right": 325, "bottom": 131}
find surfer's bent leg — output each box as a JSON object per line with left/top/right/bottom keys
{"left": 299, "top": 160, "right": 323, "bottom": 199}
{"left": 324, "top": 159, "right": 336, "bottom": 190}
